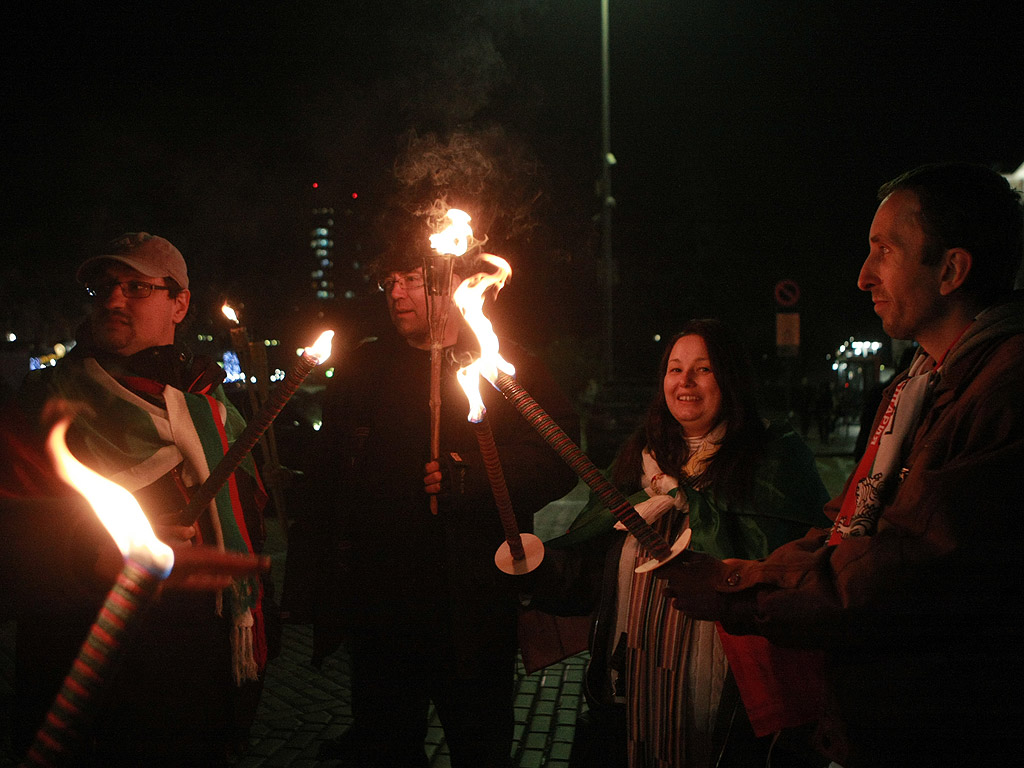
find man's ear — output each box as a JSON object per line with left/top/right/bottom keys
{"left": 172, "top": 289, "right": 191, "bottom": 323}
{"left": 939, "top": 249, "right": 972, "bottom": 296}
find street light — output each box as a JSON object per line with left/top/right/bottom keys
{"left": 600, "top": 0, "right": 617, "bottom": 383}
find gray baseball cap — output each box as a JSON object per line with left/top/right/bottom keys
{"left": 76, "top": 232, "right": 189, "bottom": 290}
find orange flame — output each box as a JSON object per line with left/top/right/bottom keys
{"left": 429, "top": 209, "right": 473, "bottom": 257}
{"left": 301, "top": 330, "right": 335, "bottom": 365}
{"left": 46, "top": 418, "right": 174, "bottom": 577}
{"left": 221, "top": 303, "right": 240, "bottom": 325}
{"left": 453, "top": 254, "right": 517, "bottom": 421}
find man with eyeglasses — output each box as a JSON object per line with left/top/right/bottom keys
{"left": 285, "top": 230, "right": 579, "bottom": 768}
{"left": 10, "top": 233, "right": 273, "bottom": 766}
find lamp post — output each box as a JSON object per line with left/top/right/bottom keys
{"left": 600, "top": 0, "right": 617, "bottom": 384}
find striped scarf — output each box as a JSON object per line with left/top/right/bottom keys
{"left": 52, "top": 357, "right": 267, "bottom": 683}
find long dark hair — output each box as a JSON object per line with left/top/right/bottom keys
{"left": 641, "top": 318, "right": 767, "bottom": 504}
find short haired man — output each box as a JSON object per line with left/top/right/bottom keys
{"left": 76, "top": 232, "right": 191, "bottom": 356}
{"left": 286, "top": 231, "right": 579, "bottom": 767}
{"left": 11, "top": 233, "right": 272, "bottom": 766}
{"left": 657, "top": 163, "right": 1024, "bottom": 767}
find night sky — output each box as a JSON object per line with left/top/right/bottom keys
{"left": 2, "top": 1, "right": 1022, "bottom": 389}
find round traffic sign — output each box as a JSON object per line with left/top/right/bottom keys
{"left": 774, "top": 279, "right": 800, "bottom": 307}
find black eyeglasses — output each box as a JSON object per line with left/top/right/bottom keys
{"left": 378, "top": 272, "right": 426, "bottom": 293}
{"left": 86, "top": 280, "right": 173, "bottom": 299}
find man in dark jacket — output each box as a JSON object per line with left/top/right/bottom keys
{"left": 288, "top": 229, "right": 579, "bottom": 767}
{"left": 656, "top": 163, "right": 1024, "bottom": 767}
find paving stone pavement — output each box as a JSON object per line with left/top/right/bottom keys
{"left": 232, "top": 483, "right": 592, "bottom": 768}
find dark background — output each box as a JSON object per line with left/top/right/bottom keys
{"left": 2, "top": 1, "right": 1022, "bottom": 396}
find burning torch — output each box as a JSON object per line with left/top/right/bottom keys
{"left": 451, "top": 256, "right": 689, "bottom": 570}
{"left": 178, "top": 330, "right": 333, "bottom": 526}
{"left": 424, "top": 209, "right": 475, "bottom": 515}
{"left": 453, "top": 254, "right": 544, "bottom": 575}
{"left": 23, "top": 418, "right": 175, "bottom": 767}
{"left": 221, "top": 303, "right": 288, "bottom": 535}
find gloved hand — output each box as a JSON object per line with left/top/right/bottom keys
{"left": 424, "top": 452, "right": 468, "bottom": 498}
{"left": 652, "top": 549, "right": 731, "bottom": 621}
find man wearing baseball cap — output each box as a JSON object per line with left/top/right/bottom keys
{"left": 74, "top": 232, "right": 191, "bottom": 357}
{"left": 11, "top": 233, "right": 273, "bottom": 766}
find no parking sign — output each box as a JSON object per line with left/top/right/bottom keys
{"left": 774, "top": 279, "right": 800, "bottom": 308}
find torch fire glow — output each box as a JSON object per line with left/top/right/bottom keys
{"left": 221, "top": 302, "right": 289, "bottom": 537}
{"left": 429, "top": 208, "right": 473, "bottom": 256}
{"left": 24, "top": 419, "right": 175, "bottom": 768}
{"left": 179, "top": 329, "right": 334, "bottom": 525}
{"left": 453, "top": 255, "right": 544, "bottom": 575}
{"left": 424, "top": 209, "right": 475, "bottom": 516}
{"left": 452, "top": 258, "right": 685, "bottom": 567}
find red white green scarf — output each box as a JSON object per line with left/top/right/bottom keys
{"left": 829, "top": 353, "right": 935, "bottom": 543}
{"left": 56, "top": 358, "right": 267, "bottom": 682}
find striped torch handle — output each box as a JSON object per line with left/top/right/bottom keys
{"left": 494, "top": 373, "right": 672, "bottom": 561}
{"left": 472, "top": 418, "right": 526, "bottom": 561}
{"left": 23, "top": 558, "right": 161, "bottom": 768}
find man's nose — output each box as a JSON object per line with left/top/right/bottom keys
{"left": 101, "top": 284, "right": 128, "bottom": 308}
{"left": 857, "top": 253, "right": 879, "bottom": 292}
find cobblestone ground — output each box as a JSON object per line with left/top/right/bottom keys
{"left": 233, "top": 483, "right": 592, "bottom": 768}
{"left": 231, "top": 621, "right": 588, "bottom": 768}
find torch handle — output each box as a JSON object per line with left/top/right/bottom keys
{"left": 23, "top": 559, "right": 161, "bottom": 768}
{"left": 495, "top": 373, "right": 673, "bottom": 561}
{"left": 180, "top": 353, "right": 316, "bottom": 525}
{"left": 429, "top": 342, "right": 442, "bottom": 516}
{"left": 472, "top": 418, "right": 526, "bottom": 560}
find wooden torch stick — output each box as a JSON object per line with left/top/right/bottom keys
{"left": 179, "top": 332, "right": 332, "bottom": 526}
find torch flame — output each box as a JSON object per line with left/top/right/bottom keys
{"left": 456, "top": 365, "right": 487, "bottom": 423}
{"left": 222, "top": 304, "right": 240, "bottom": 325}
{"left": 429, "top": 209, "right": 474, "bottom": 257}
{"left": 453, "top": 254, "right": 517, "bottom": 421}
{"left": 301, "top": 330, "right": 335, "bottom": 365}
{"left": 47, "top": 418, "right": 174, "bottom": 577}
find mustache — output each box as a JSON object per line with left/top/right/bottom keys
{"left": 94, "top": 309, "right": 132, "bottom": 323}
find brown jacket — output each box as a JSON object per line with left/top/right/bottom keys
{"left": 712, "top": 295, "right": 1024, "bottom": 767}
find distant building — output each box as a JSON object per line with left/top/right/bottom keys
{"left": 308, "top": 184, "right": 373, "bottom": 307}
{"left": 309, "top": 203, "right": 336, "bottom": 302}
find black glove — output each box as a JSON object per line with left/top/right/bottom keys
{"left": 425, "top": 451, "right": 468, "bottom": 498}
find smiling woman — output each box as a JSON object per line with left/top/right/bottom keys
{"left": 538, "top": 317, "right": 830, "bottom": 768}
{"left": 662, "top": 334, "right": 723, "bottom": 438}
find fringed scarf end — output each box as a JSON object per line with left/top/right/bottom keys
{"left": 231, "top": 610, "right": 260, "bottom": 685}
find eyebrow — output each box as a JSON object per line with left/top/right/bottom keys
{"left": 668, "top": 357, "right": 711, "bottom": 365}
